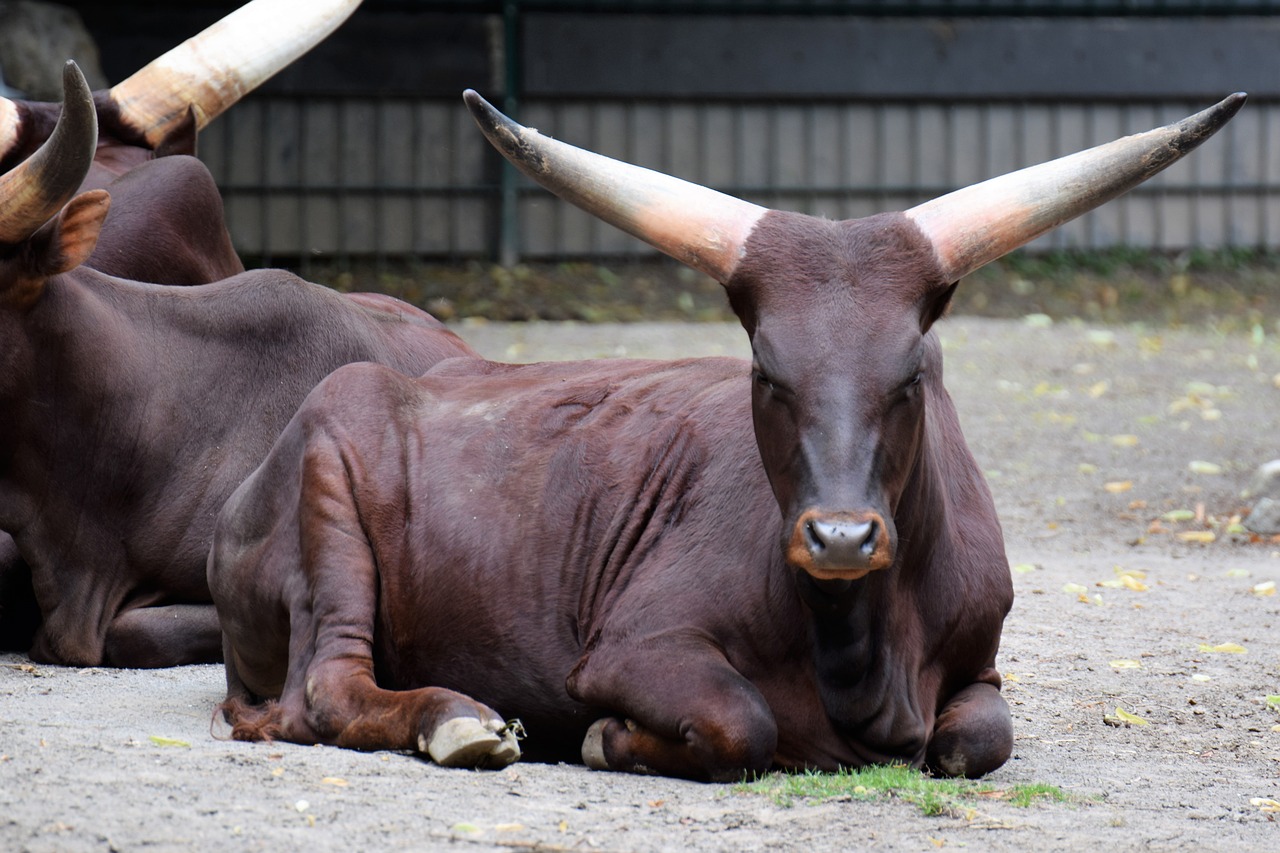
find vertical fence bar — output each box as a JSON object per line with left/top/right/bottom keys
{"left": 258, "top": 101, "right": 273, "bottom": 267}
{"left": 498, "top": 0, "right": 522, "bottom": 267}
{"left": 298, "top": 99, "right": 311, "bottom": 279}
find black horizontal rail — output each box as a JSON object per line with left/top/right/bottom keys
{"left": 365, "top": 0, "right": 1280, "bottom": 17}
{"left": 62, "top": 0, "right": 1280, "bottom": 16}
{"left": 217, "top": 183, "right": 1273, "bottom": 197}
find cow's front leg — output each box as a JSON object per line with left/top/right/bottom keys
{"left": 925, "top": 678, "right": 1012, "bottom": 778}
{"left": 569, "top": 642, "right": 777, "bottom": 782}
{"left": 298, "top": 658, "right": 523, "bottom": 768}
{"left": 104, "top": 604, "right": 224, "bottom": 667}
{"left": 213, "top": 424, "right": 520, "bottom": 770}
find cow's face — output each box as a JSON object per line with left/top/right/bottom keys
{"left": 727, "top": 211, "right": 952, "bottom": 580}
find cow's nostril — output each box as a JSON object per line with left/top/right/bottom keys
{"left": 805, "top": 519, "right": 826, "bottom": 554}
{"left": 859, "top": 518, "right": 879, "bottom": 556}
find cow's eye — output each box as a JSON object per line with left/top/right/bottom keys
{"left": 753, "top": 369, "right": 774, "bottom": 391}
{"left": 901, "top": 371, "right": 924, "bottom": 400}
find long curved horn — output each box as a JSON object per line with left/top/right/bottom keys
{"left": 107, "top": 0, "right": 362, "bottom": 148}
{"left": 464, "top": 90, "right": 766, "bottom": 283}
{"left": 0, "top": 62, "right": 96, "bottom": 245}
{"left": 906, "top": 93, "right": 1247, "bottom": 283}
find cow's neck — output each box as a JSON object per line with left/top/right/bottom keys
{"left": 796, "top": 408, "right": 946, "bottom": 765}
{"left": 2, "top": 273, "right": 148, "bottom": 526}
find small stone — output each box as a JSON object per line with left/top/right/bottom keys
{"left": 1243, "top": 461, "right": 1280, "bottom": 533}
{"left": 1245, "top": 497, "right": 1280, "bottom": 535}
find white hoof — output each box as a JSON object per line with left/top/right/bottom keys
{"left": 581, "top": 718, "right": 609, "bottom": 770}
{"left": 422, "top": 717, "right": 521, "bottom": 769}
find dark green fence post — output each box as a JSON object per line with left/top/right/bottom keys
{"left": 499, "top": 0, "right": 521, "bottom": 267}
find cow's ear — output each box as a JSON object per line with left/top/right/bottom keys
{"left": 38, "top": 189, "right": 111, "bottom": 275}
{"left": 153, "top": 106, "right": 198, "bottom": 159}
{"left": 1, "top": 190, "right": 110, "bottom": 309}
{"left": 920, "top": 281, "right": 958, "bottom": 332}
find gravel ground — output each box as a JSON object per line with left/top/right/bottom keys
{"left": 2, "top": 315, "right": 1279, "bottom": 852}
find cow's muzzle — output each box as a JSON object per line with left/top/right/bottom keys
{"left": 786, "top": 509, "right": 893, "bottom": 580}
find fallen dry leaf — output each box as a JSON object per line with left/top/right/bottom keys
{"left": 1198, "top": 642, "right": 1247, "bottom": 654}
{"left": 1104, "top": 481, "right": 1133, "bottom": 494}
{"left": 1162, "top": 509, "right": 1196, "bottom": 522}
{"left": 321, "top": 777, "right": 348, "bottom": 787}
{"left": 1105, "top": 707, "right": 1150, "bottom": 727}
{"left": 1252, "top": 581, "right": 1276, "bottom": 597}
{"left": 1109, "top": 660, "right": 1142, "bottom": 669}
{"left": 148, "top": 735, "right": 190, "bottom": 748}
{"left": 1111, "top": 434, "right": 1140, "bottom": 448}
{"left": 1115, "top": 707, "right": 1149, "bottom": 725}
{"left": 1188, "top": 460, "right": 1223, "bottom": 475}
{"left": 1250, "top": 798, "right": 1280, "bottom": 814}
{"left": 1120, "top": 575, "right": 1149, "bottom": 592}
{"left": 1177, "top": 530, "right": 1216, "bottom": 544}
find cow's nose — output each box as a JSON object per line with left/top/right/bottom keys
{"left": 786, "top": 509, "right": 893, "bottom": 579}
{"left": 806, "top": 517, "right": 878, "bottom": 562}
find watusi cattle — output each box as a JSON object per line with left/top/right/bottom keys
{"left": 0, "top": 63, "right": 478, "bottom": 669}
{"left": 209, "top": 90, "right": 1244, "bottom": 780}
{"left": 0, "top": 0, "right": 366, "bottom": 653}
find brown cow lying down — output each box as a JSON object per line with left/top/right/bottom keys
{"left": 0, "top": 63, "right": 477, "bottom": 669}
{"left": 210, "top": 91, "right": 1243, "bottom": 780}
{"left": 0, "top": 0, "right": 371, "bottom": 658}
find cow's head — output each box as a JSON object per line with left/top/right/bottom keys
{"left": 464, "top": 89, "right": 1243, "bottom": 582}
{"left": 0, "top": 0, "right": 362, "bottom": 188}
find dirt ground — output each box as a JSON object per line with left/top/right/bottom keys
{"left": 2, "top": 314, "right": 1279, "bottom": 852}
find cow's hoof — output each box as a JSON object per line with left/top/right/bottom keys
{"left": 581, "top": 718, "right": 609, "bottom": 770}
{"left": 420, "top": 717, "right": 521, "bottom": 769}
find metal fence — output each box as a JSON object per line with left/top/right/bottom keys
{"left": 173, "top": 1, "right": 1280, "bottom": 268}
{"left": 197, "top": 94, "right": 1278, "bottom": 269}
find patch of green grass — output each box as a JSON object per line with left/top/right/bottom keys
{"left": 734, "top": 764, "right": 1073, "bottom": 818}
